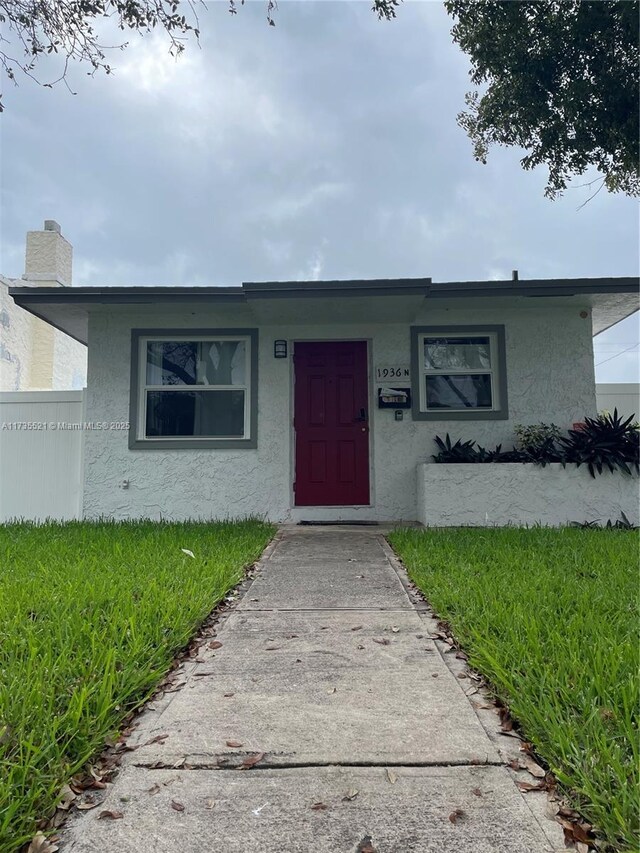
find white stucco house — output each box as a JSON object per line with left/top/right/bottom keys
{"left": 8, "top": 274, "right": 640, "bottom": 524}
{"left": 1, "top": 221, "right": 86, "bottom": 391}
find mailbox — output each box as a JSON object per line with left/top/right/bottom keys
{"left": 378, "top": 387, "right": 411, "bottom": 409}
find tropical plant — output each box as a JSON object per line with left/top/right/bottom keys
{"left": 558, "top": 409, "right": 640, "bottom": 478}
{"left": 514, "top": 422, "right": 562, "bottom": 465}
{"left": 432, "top": 433, "right": 487, "bottom": 463}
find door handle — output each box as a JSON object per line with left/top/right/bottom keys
{"left": 355, "top": 408, "right": 367, "bottom": 422}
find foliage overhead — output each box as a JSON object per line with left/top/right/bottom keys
{"left": 0, "top": 0, "right": 202, "bottom": 111}
{"left": 0, "top": 0, "right": 402, "bottom": 111}
{"left": 445, "top": 0, "right": 640, "bottom": 198}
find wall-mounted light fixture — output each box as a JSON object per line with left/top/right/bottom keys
{"left": 274, "top": 339, "right": 288, "bottom": 358}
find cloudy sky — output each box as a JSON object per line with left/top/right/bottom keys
{"left": 1, "top": 0, "right": 638, "bottom": 380}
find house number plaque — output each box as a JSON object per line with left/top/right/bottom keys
{"left": 375, "top": 365, "right": 410, "bottom": 381}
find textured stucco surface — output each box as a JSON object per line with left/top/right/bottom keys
{"left": 0, "top": 278, "right": 86, "bottom": 390}
{"left": 419, "top": 463, "right": 640, "bottom": 527}
{"left": 82, "top": 299, "right": 597, "bottom": 521}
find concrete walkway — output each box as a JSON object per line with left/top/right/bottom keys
{"left": 62, "top": 527, "right": 563, "bottom": 853}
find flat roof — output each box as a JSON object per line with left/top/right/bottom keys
{"left": 8, "top": 276, "right": 639, "bottom": 345}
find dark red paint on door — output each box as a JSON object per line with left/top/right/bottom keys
{"left": 294, "top": 341, "right": 370, "bottom": 506}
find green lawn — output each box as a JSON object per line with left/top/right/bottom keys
{"left": 0, "top": 519, "right": 275, "bottom": 853}
{"left": 388, "top": 527, "right": 639, "bottom": 853}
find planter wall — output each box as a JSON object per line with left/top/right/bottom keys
{"left": 418, "top": 463, "right": 640, "bottom": 527}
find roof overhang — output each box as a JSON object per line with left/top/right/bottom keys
{"left": 9, "top": 276, "right": 639, "bottom": 345}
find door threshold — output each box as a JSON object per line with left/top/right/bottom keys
{"left": 297, "top": 520, "right": 380, "bottom": 526}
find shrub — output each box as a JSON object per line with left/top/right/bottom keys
{"left": 432, "top": 411, "right": 640, "bottom": 477}
{"left": 559, "top": 409, "right": 640, "bottom": 478}
{"left": 514, "top": 422, "right": 562, "bottom": 464}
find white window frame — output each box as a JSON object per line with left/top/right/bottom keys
{"left": 410, "top": 325, "right": 508, "bottom": 421}
{"left": 129, "top": 328, "right": 259, "bottom": 450}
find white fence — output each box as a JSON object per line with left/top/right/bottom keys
{"left": 0, "top": 391, "right": 84, "bottom": 522}
{"left": 596, "top": 383, "right": 639, "bottom": 420}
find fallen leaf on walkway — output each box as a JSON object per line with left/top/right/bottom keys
{"left": 498, "top": 708, "right": 514, "bottom": 732}
{"left": 516, "top": 780, "right": 546, "bottom": 793}
{"left": 145, "top": 733, "right": 169, "bottom": 746}
{"left": 311, "top": 802, "right": 328, "bottom": 811}
{"left": 241, "top": 752, "right": 265, "bottom": 769}
{"left": 557, "top": 817, "right": 594, "bottom": 847}
{"left": 342, "top": 789, "right": 359, "bottom": 801}
{"left": 285, "top": 634, "right": 299, "bottom": 639}
{"left": 97, "top": 810, "right": 123, "bottom": 820}
{"left": 391, "top": 627, "right": 399, "bottom": 633}
{"left": 518, "top": 755, "right": 546, "bottom": 778}
{"left": 357, "top": 840, "right": 377, "bottom": 853}
{"left": 431, "top": 673, "right": 439, "bottom": 678}
{"left": 471, "top": 787, "right": 482, "bottom": 797}
{"left": 226, "top": 740, "right": 243, "bottom": 748}
{"left": 386, "top": 769, "right": 398, "bottom": 784}
{"left": 224, "top": 692, "right": 235, "bottom": 697}
{"left": 351, "top": 625, "right": 363, "bottom": 631}
{"left": 171, "top": 800, "right": 185, "bottom": 812}
{"left": 448, "top": 809, "right": 465, "bottom": 824}
{"left": 147, "top": 784, "right": 161, "bottom": 795}
{"left": 208, "top": 640, "right": 223, "bottom": 650}
{"left": 265, "top": 646, "right": 280, "bottom": 651}
{"left": 457, "top": 673, "right": 467, "bottom": 679}
{"left": 205, "top": 799, "right": 216, "bottom": 810}
{"left": 327, "top": 687, "right": 337, "bottom": 694}
{"left": 356, "top": 645, "right": 365, "bottom": 650}
{"left": 373, "top": 638, "right": 390, "bottom": 646}
{"left": 27, "top": 833, "right": 59, "bottom": 853}
{"left": 56, "top": 785, "right": 76, "bottom": 811}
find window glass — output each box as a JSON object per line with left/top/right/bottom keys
{"left": 424, "top": 337, "right": 491, "bottom": 371}
{"left": 146, "top": 341, "right": 246, "bottom": 386}
{"left": 425, "top": 374, "right": 493, "bottom": 409}
{"left": 145, "top": 389, "right": 245, "bottom": 437}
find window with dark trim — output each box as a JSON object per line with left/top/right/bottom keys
{"left": 410, "top": 325, "right": 508, "bottom": 421}
{"left": 129, "top": 329, "right": 258, "bottom": 449}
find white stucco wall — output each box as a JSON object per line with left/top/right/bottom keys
{"left": 418, "top": 463, "right": 639, "bottom": 527}
{"left": 81, "top": 299, "right": 596, "bottom": 522}
{"left": 0, "top": 277, "right": 86, "bottom": 391}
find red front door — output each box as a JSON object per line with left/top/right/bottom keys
{"left": 294, "top": 341, "right": 370, "bottom": 506}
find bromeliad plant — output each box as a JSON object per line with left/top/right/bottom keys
{"left": 559, "top": 409, "right": 640, "bottom": 478}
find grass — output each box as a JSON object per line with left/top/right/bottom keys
{"left": 388, "top": 527, "right": 639, "bottom": 853}
{"left": 0, "top": 519, "right": 275, "bottom": 853}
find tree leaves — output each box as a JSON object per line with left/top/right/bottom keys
{"left": 445, "top": 0, "right": 640, "bottom": 198}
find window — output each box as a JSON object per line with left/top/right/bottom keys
{"left": 129, "top": 330, "right": 258, "bottom": 449}
{"left": 410, "top": 325, "right": 508, "bottom": 421}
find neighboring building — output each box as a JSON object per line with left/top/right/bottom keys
{"left": 1, "top": 221, "right": 86, "bottom": 391}
{"left": 9, "top": 275, "right": 639, "bottom": 523}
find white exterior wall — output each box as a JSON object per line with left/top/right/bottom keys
{"left": 418, "top": 463, "right": 640, "bottom": 527}
{"left": 0, "top": 390, "right": 84, "bottom": 521}
{"left": 0, "top": 278, "right": 87, "bottom": 391}
{"left": 82, "top": 300, "right": 596, "bottom": 522}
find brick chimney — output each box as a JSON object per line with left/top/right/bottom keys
{"left": 23, "top": 220, "right": 73, "bottom": 287}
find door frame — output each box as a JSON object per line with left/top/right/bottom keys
{"left": 289, "top": 337, "right": 374, "bottom": 509}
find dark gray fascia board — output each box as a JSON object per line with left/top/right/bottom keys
{"left": 243, "top": 278, "right": 433, "bottom": 296}
{"left": 9, "top": 286, "right": 245, "bottom": 304}
{"left": 427, "top": 277, "right": 639, "bottom": 298}
{"left": 9, "top": 276, "right": 638, "bottom": 306}
{"left": 129, "top": 327, "right": 259, "bottom": 450}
